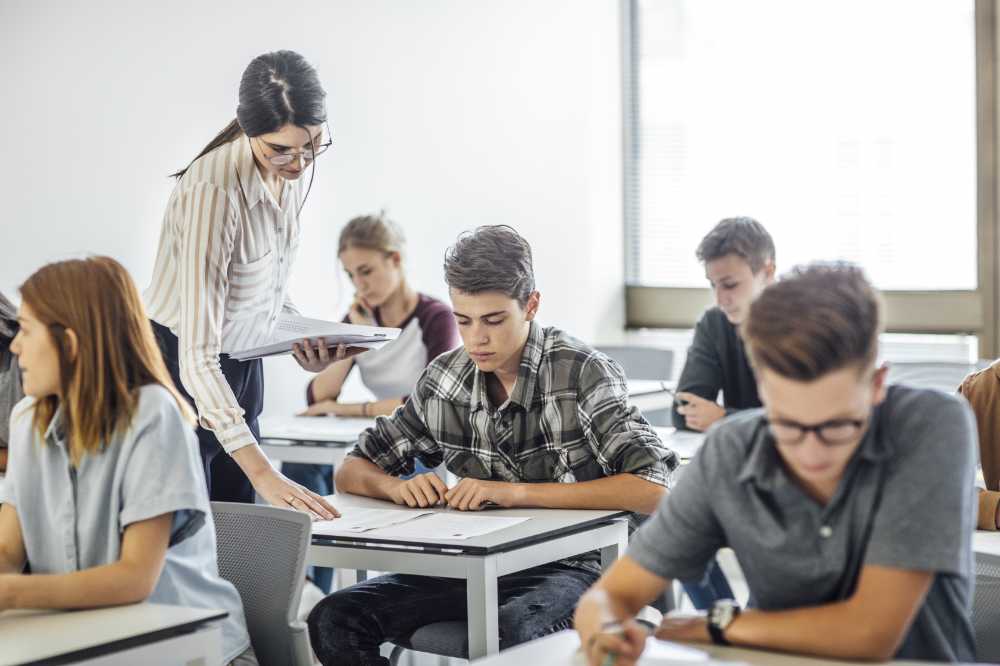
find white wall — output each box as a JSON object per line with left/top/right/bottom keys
{"left": 0, "top": 0, "right": 625, "bottom": 416}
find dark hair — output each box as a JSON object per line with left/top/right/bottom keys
{"left": 742, "top": 262, "right": 882, "bottom": 381}
{"left": 443, "top": 225, "right": 535, "bottom": 306}
{"left": 0, "top": 291, "right": 17, "bottom": 350}
{"left": 172, "top": 50, "right": 327, "bottom": 178}
{"left": 696, "top": 217, "right": 775, "bottom": 273}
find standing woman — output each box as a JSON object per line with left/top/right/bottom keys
{"left": 0, "top": 292, "right": 24, "bottom": 473}
{"left": 146, "top": 50, "right": 340, "bottom": 518}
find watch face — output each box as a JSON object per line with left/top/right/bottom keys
{"left": 712, "top": 601, "right": 737, "bottom": 629}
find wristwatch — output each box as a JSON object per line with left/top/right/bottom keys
{"left": 707, "top": 599, "right": 741, "bottom": 646}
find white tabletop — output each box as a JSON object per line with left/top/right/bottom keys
{"left": 0, "top": 602, "right": 226, "bottom": 666}
{"left": 468, "top": 629, "right": 966, "bottom": 666}
{"left": 316, "top": 492, "right": 628, "bottom": 555}
{"left": 974, "top": 530, "right": 1000, "bottom": 561}
{"left": 652, "top": 426, "right": 705, "bottom": 461}
{"left": 258, "top": 415, "right": 374, "bottom": 443}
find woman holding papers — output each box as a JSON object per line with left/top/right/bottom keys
{"left": 144, "top": 50, "right": 340, "bottom": 517}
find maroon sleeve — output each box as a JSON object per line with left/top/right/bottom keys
{"left": 421, "top": 303, "right": 461, "bottom": 365}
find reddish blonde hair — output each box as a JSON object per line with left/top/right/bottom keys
{"left": 19, "top": 257, "right": 194, "bottom": 465}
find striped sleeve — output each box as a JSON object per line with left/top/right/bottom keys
{"left": 174, "top": 182, "right": 257, "bottom": 454}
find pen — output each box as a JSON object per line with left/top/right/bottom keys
{"left": 598, "top": 622, "right": 625, "bottom": 666}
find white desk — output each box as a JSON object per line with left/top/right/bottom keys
{"left": 627, "top": 380, "right": 674, "bottom": 413}
{"left": 0, "top": 603, "right": 225, "bottom": 666}
{"left": 974, "top": 530, "right": 1000, "bottom": 565}
{"left": 309, "top": 492, "right": 630, "bottom": 660}
{"left": 467, "top": 629, "right": 970, "bottom": 666}
{"left": 258, "top": 415, "right": 375, "bottom": 467}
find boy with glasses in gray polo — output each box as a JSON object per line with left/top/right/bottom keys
{"left": 576, "top": 262, "right": 976, "bottom": 664}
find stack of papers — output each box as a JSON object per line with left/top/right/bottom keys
{"left": 312, "top": 506, "right": 531, "bottom": 540}
{"left": 231, "top": 314, "right": 400, "bottom": 361}
{"left": 259, "top": 415, "right": 374, "bottom": 443}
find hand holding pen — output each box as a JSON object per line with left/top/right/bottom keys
{"left": 582, "top": 619, "right": 647, "bottom": 666}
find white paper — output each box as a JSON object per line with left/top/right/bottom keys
{"left": 312, "top": 508, "right": 434, "bottom": 535}
{"left": 640, "top": 637, "right": 710, "bottom": 662}
{"left": 259, "top": 415, "right": 374, "bottom": 443}
{"left": 366, "top": 512, "right": 530, "bottom": 540}
{"left": 653, "top": 427, "right": 706, "bottom": 461}
{"left": 231, "top": 314, "right": 400, "bottom": 361}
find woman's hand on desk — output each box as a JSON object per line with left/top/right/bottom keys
{"left": 298, "top": 399, "right": 353, "bottom": 417}
{"left": 238, "top": 456, "right": 341, "bottom": 520}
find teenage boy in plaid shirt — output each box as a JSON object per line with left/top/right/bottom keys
{"left": 307, "top": 225, "right": 679, "bottom": 666}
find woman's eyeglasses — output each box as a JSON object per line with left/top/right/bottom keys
{"left": 255, "top": 123, "right": 333, "bottom": 166}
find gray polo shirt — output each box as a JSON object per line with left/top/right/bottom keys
{"left": 6, "top": 385, "right": 250, "bottom": 664}
{"left": 630, "top": 384, "right": 976, "bottom": 662}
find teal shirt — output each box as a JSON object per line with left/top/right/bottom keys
{"left": 7, "top": 385, "right": 250, "bottom": 664}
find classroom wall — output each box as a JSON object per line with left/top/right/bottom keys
{"left": 0, "top": 0, "right": 625, "bottom": 416}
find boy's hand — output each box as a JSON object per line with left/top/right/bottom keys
{"left": 675, "top": 392, "right": 725, "bottom": 432}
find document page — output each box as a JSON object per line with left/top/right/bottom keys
{"left": 367, "top": 513, "right": 530, "bottom": 540}
{"left": 231, "top": 314, "right": 400, "bottom": 361}
{"left": 312, "top": 508, "right": 434, "bottom": 535}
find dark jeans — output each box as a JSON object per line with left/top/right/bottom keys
{"left": 307, "top": 563, "right": 599, "bottom": 666}
{"left": 284, "top": 458, "right": 437, "bottom": 594}
{"left": 152, "top": 321, "right": 261, "bottom": 503}
{"left": 680, "top": 558, "right": 735, "bottom": 610}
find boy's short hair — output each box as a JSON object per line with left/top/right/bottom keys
{"left": 696, "top": 217, "right": 776, "bottom": 273}
{"left": 443, "top": 225, "right": 535, "bottom": 306}
{"left": 742, "top": 262, "right": 882, "bottom": 381}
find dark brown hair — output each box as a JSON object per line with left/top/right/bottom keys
{"left": 443, "top": 225, "right": 535, "bottom": 306}
{"left": 742, "top": 262, "right": 882, "bottom": 381}
{"left": 696, "top": 217, "right": 775, "bottom": 273}
{"left": 20, "top": 257, "right": 195, "bottom": 465}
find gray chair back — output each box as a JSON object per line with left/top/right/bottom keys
{"left": 885, "top": 361, "right": 989, "bottom": 393}
{"left": 596, "top": 345, "right": 674, "bottom": 381}
{"left": 974, "top": 555, "right": 1000, "bottom": 662}
{"left": 212, "top": 501, "right": 314, "bottom": 666}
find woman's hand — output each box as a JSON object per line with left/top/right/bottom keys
{"left": 347, "top": 294, "right": 375, "bottom": 326}
{"left": 298, "top": 399, "right": 361, "bottom": 417}
{"left": 292, "top": 339, "right": 347, "bottom": 373}
{"left": 249, "top": 467, "right": 340, "bottom": 520}
{"left": 675, "top": 392, "right": 726, "bottom": 432}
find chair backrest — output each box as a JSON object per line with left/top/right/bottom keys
{"left": 973, "top": 556, "right": 1000, "bottom": 662}
{"left": 596, "top": 346, "right": 674, "bottom": 382}
{"left": 885, "top": 361, "right": 989, "bottom": 394}
{"left": 212, "top": 501, "right": 314, "bottom": 666}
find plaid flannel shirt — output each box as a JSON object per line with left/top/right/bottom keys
{"left": 349, "top": 322, "right": 679, "bottom": 570}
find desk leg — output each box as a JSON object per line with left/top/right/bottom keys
{"left": 337, "top": 569, "right": 368, "bottom": 588}
{"left": 466, "top": 556, "right": 500, "bottom": 659}
{"left": 600, "top": 520, "right": 630, "bottom": 570}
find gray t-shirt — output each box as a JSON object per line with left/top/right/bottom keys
{"left": 629, "top": 384, "right": 976, "bottom": 662}
{"left": 7, "top": 385, "right": 250, "bottom": 664}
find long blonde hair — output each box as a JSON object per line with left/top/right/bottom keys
{"left": 19, "top": 257, "right": 195, "bottom": 465}
{"left": 338, "top": 211, "right": 407, "bottom": 259}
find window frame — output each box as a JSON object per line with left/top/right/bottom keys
{"left": 621, "top": 0, "right": 1000, "bottom": 357}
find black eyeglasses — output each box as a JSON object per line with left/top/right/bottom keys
{"left": 764, "top": 416, "right": 866, "bottom": 446}
{"left": 255, "top": 122, "right": 333, "bottom": 166}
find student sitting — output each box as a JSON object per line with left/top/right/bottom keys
{"left": 284, "top": 212, "right": 460, "bottom": 594}
{"left": 958, "top": 363, "right": 1000, "bottom": 530}
{"left": 306, "top": 225, "right": 678, "bottom": 666}
{"left": 576, "top": 262, "right": 976, "bottom": 664}
{"left": 0, "top": 292, "right": 23, "bottom": 474}
{"left": 673, "top": 217, "right": 775, "bottom": 432}
{"left": 0, "top": 257, "right": 254, "bottom": 666}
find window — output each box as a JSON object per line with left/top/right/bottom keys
{"left": 623, "top": 0, "right": 999, "bottom": 354}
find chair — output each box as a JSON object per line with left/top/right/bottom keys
{"left": 387, "top": 608, "right": 663, "bottom": 665}
{"left": 212, "top": 501, "right": 314, "bottom": 666}
{"left": 973, "top": 555, "right": 1000, "bottom": 662}
{"left": 885, "top": 361, "right": 990, "bottom": 393}
{"left": 597, "top": 345, "right": 675, "bottom": 426}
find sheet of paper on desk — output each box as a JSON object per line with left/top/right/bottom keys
{"left": 312, "top": 508, "right": 434, "bottom": 535}
{"left": 569, "top": 637, "right": 744, "bottom": 666}
{"left": 367, "top": 512, "right": 530, "bottom": 540}
{"left": 653, "top": 427, "right": 706, "bottom": 460}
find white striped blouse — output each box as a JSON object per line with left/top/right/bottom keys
{"left": 145, "top": 135, "right": 302, "bottom": 454}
